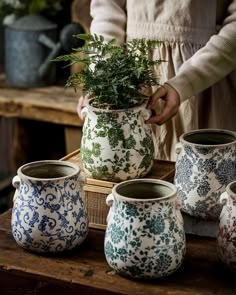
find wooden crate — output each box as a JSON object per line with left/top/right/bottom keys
{"left": 61, "top": 149, "right": 175, "bottom": 230}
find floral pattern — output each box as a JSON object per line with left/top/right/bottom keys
{"left": 174, "top": 130, "right": 236, "bottom": 220}
{"left": 104, "top": 179, "right": 186, "bottom": 279}
{"left": 11, "top": 162, "right": 88, "bottom": 253}
{"left": 217, "top": 182, "right": 236, "bottom": 271}
{"left": 80, "top": 101, "right": 154, "bottom": 182}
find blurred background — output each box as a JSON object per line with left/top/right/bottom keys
{"left": 0, "top": 0, "right": 92, "bottom": 212}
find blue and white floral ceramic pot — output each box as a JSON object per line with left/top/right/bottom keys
{"left": 217, "top": 180, "right": 236, "bottom": 271}
{"left": 104, "top": 179, "right": 186, "bottom": 279}
{"left": 11, "top": 160, "right": 88, "bottom": 253}
{"left": 80, "top": 99, "right": 154, "bottom": 182}
{"left": 174, "top": 129, "right": 236, "bottom": 220}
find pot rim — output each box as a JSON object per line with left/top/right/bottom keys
{"left": 85, "top": 98, "right": 148, "bottom": 113}
{"left": 179, "top": 128, "right": 236, "bottom": 147}
{"left": 17, "top": 160, "right": 80, "bottom": 182}
{"left": 112, "top": 178, "right": 177, "bottom": 202}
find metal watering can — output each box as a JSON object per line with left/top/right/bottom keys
{"left": 5, "top": 14, "right": 84, "bottom": 88}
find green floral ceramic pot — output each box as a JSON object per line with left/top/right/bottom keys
{"left": 104, "top": 179, "right": 186, "bottom": 279}
{"left": 80, "top": 100, "right": 155, "bottom": 182}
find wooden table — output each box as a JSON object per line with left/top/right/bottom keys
{"left": 0, "top": 209, "right": 235, "bottom": 295}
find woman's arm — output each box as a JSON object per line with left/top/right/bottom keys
{"left": 167, "top": 0, "right": 236, "bottom": 102}
{"left": 90, "top": 0, "right": 127, "bottom": 44}
{"left": 146, "top": 0, "right": 236, "bottom": 125}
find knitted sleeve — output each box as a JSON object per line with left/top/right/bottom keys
{"left": 90, "top": 0, "right": 127, "bottom": 44}
{"left": 167, "top": 0, "right": 236, "bottom": 103}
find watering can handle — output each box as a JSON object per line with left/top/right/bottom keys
{"left": 38, "top": 34, "right": 61, "bottom": 78}
{"left": 38, "top": 23, "right": 85, "bottom": 79}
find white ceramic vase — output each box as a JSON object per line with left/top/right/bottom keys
{"left": 217, "top": 180, "right": 236, "bottom": 271}
{"left": 80, "top": 100, "right": 155, "bottom": 182}
{"left": 174, "top": 129, "right": 236, "bottom": 220}
{"left": 104, "top": 179, "right": 186, "bottom": 279}
{"left": 11, "top": 160, "right": 88, "bottom": 253}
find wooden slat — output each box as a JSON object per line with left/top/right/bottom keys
{"left": 83, "top": 185, "right": 112, "bottom": 195}
{"left": 60, "top": 148, "right": 81, "bottom": 161}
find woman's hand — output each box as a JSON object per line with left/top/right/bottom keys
{"left": 77, "top": 94, "right": 92, "bottom": 121}
{"left": 145, "top": 84, "right": 180, "bottom": 125}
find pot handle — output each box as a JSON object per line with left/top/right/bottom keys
{"left": 175, "top": 196, "right": 184, "bottom": 224}
{"left": 220, "top": 191, "right": 228, "bottom": 205}
{"left": 106, "top": 193, "right": 114, "bottom": 223}
{"left": 219, "top": 191, "right": 229, "bottom": 219}
{"left": 175, "top": 142, "right": 183, "bottom": 155}
{"left": 80, "top": 107, "right": 88, "bottom": 120}
{"left": 12, "top": 175, "right": 20, "bottom": 203}
{"left": 106, "top": 193, "right": 114, "bottom": 207}
{"left": 175, "top": 196, "right": 182, "bottom": 210}
{"left": 142, "top": 108, "right": 152, "bottom": 121}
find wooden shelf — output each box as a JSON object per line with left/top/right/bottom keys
{"left": 0, "top": 73, "right": 83, "bottom": 127}
{"left": 0, "top": 73, "right": 84, "bottom": 157}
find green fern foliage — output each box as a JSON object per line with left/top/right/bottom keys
{"left": 54, "top": 34, "right": 164, "bottom": 109}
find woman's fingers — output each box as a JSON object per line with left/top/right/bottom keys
{"left": 77, "top": 93, "right": 92, "bottom": 120}
{"left": 146, "top": 86, "right": 167, "bottom": 109}
{"left": 146, "top": 84, "right": 180, "bottom": 125}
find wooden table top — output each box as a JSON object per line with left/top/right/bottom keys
{"left": 0, "top": 209, "right": 235, "bottom": 295}
{"left": 0, "top": 73, "right": 83, "bottom": 127}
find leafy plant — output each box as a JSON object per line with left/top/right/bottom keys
{"left": 0, "top": 0, "right": 62, "bottom": 18}
{"left": 54, "top": 34, "right": 164, "bottom": 109}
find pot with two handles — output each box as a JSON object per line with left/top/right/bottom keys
{"left": 104, "top": 178, "right": 186, "bottom": 279}
{"left": 174, "top": 129, "right": 236, "bottom": 220}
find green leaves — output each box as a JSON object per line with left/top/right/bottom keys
{"left": 0, "top": 0, "right": 62, "bottom": 18}
{"left": 55, "top": 33, "right": 164, "bottom": 109}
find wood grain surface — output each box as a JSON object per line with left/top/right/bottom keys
{"left": 0, "top": 73, "right": 83, "bottom": 127}
{"left": 0, "top": 209, "right": 235, "bottom": 295}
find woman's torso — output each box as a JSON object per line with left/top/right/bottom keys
{"left": 126, "top": 0, "right": 229, "bottom": 44}
{"left": 125, "top": 0, "right": 235, "bottom": 160}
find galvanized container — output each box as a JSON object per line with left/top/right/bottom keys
{"left": 0, "top": 17, "right": 4, "bottom": 68}
{"left": 5, "top": 14, "right": 58, "bottom": 87}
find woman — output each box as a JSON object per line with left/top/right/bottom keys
{"left": 78, "top": 0, "right": 236, "bottom": 160}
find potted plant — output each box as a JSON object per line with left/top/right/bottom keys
{"left": 54, "top": 34, "right": 164, "bottom": 181}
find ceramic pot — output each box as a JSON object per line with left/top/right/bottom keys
{"left": 104, "top": 179, "right": 186, "bottom": 279}
{"left": 217, "top": 180, "right": 236, "bottom": 271}
{"left": 11, "top": 160, "right": 88, "bottom": 253}
{"left": 174, "top": 129, "right": 236, "bottom": 220}
{"left": 80, "top": 100, "right": 154, "bottom": 182}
